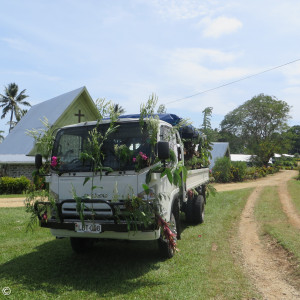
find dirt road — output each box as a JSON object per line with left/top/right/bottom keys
{"left": 0, "top": 197, "right": 26, "bottom": 207}
{"left": 216, "top": 170, "right": 300, "bottom": 300}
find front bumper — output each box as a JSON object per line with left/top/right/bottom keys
{"left": 35, "top": 199, "right": 158, "bottom": 239}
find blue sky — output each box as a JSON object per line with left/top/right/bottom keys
{"left": 1, "top": 0, "right": 300, "bottom": 136}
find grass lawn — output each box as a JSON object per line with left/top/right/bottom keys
{"left": 0, "top": 189, "right": 258, "bottom": 300}
{"left": 254, "top": 185, "right": 300, "bottom": 278}
{"left": 287, "top": 178, "right": 300, "bottom": 215}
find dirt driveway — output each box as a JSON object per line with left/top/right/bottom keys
{"left": 216, "top": 170, "right": 300, "bottom": 299}
{"left": 214, "top": 169, "right": 297, "bottom": 192}
{"left": 0, "top": 197, "right": 26, "bottom": 208}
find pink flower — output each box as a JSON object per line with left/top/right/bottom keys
{"left": 133, "top": 157, "right": 136, "bottom": 163}
{"left": 51, "top": 156, "right": 58, "bottom": 167}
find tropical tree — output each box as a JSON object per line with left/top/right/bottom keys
{"left": 0, "top": 130, "right": 4, "bottom": 143}
{"left": 113, "top": 104, "right": 125, "bottom": 115}
{"left": 287, "top": 125, "right": 300, "bottom": 155}
{"left": 157, "top": 104, "right": 167, "bottom": 114}
{"left": 0, "top": 83, "right": 30, "bottom": 132}
{"left": 220, "top": 94, "right": 291, "bottom": 166}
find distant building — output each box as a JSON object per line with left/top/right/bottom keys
{"left": 210, "top": 142, "right": 230, "bottom": 169}
{"left": 230, "top": 154, "right": 253, "bottom": 164}
{"left": 0, "top": 87, "right": 99, "bottom": 178}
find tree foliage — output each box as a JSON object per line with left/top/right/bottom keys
{"left": 288, "top": 125, "right": 300, "bottom": 155}
{"left": 0, "top": 83, "right": 31, "bottom": 132}
{"left": 157, "top": 104, "right": 167, "bottom": 114}
{"left": 220, "top": 94, "right": 291, "bottom": 165}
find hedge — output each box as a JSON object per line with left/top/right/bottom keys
{"left": 0, "top": 176, "right": 31, "bottom": 194}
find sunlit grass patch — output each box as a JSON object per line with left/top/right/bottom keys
{"left": 287, "top": 179, "right": 300, "bottom": 215}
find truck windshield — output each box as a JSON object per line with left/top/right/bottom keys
{"left": 52, "top": 122, "right": 152, "bottom": 172}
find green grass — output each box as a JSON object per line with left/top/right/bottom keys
{"left": 254, "top": 186, "right": 300, "bottom": 267}
{"left": 287, "top": 178, "right": 300, "bottom": 215}
{"left": 0, "top": 194, "right": 25, "bottom": 198}
{"left": 0, "top": 189, "right": 258, "bottom": 300}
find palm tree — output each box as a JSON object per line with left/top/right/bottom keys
{"left": 113, "top": 104, "right": 125, "bottom": 115}
{"left": 0, "top": 130, "right": 4, "bottom": 143}
{"left": 0, "top": 83, "right": 31, "bottom": 132}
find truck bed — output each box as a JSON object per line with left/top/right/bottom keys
{"left": 186, "top": 168, "right": 209, "bottom": 190}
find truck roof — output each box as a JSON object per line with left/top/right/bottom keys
{"left": 119, "top": 114, "right": 181, "bottom": 126}
{"left": 59, "top": 116, "right": 173, "bottom": 130}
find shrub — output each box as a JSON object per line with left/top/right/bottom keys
{"left": 274, "top": 156, "right": 298, "bottom": 169}
{"left": 0, "top": 176, "right": 31, "bottom": 194}
{"left": 230, "top": 161, "right": 247, "bottom": 182}
{"left": 212, "top": 157, "right": 232, "bottom": 183}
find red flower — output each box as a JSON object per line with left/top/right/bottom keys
{"left": 42, "top": 213, "right": 48, "bottom": 221}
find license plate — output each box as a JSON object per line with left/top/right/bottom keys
{"left": 75, "top": 222, "right": 102, "bottom": 233}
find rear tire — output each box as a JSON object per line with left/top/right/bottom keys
{"left": 194, "top": 195, "right": 205, "bottom": 224}
{"left": 70, "top": 237, "right": 94, "bottom": 254}
{"left": 185, "top": 197, "right": 194, "bottom": 223}
{"left": 185, "top": 194, "right": 205, "bottom": 224}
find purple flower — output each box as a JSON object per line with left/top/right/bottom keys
{"left": 51, "top": 156, "right": 58, "bottom": 167}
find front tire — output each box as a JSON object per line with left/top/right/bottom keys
{"left": 158, "top": 212, "right": 177, "bottom": 259}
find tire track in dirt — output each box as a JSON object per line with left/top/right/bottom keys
{"left": 239, "top": 186, "right": 300, "bottom": 299}
{"left": 215, "top": 170, "right": 300, "bottom": 299}
{"left": 278, "top": 179, "right": 300, "bottom": 230}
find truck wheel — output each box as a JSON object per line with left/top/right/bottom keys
{"left": 194, "top": 195, "right": 205, "bottom": 224}
{"left": 70, "top": 237, "right": 94, "bottom": 254}
{"left": 185, "top": 197, "right": 194, "bottom": 223}
{"left": 185, "top": 194, "right": 205, "bottom": 224}
{"left": 158, "top": 212, "right": 177, "bottom": 259}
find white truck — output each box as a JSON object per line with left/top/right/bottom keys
{"left": 34, "top": 114, "right": 209, "bottom": 258}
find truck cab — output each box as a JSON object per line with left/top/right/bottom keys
{"left": 34, "top": 114, "right": 209, "bottom": 258}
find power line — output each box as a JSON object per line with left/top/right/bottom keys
{"left": 164, "top": 58, "right": 300, "bottom": 105}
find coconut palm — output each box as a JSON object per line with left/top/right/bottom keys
{"left": 0, "top": 83, "right": 31, "bottom": 132}
{"left": 113, "top": 104, "right": 125, "bottom": 115}
{"left": 0, "top": 130, "right": 4, "bottom": 143}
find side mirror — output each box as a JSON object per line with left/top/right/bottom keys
{"left": 157, "top": 141, "right": 170, "bottom": 160}
{"left": 35, "top": 154, "right": 43, "bottom": 170}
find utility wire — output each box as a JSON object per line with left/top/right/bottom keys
{"left": 164, "top": 58, "right": 300, "bottom": 105}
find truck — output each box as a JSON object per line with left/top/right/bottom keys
{"left": 33, "top": 114, "right": 209, "bottom": 258}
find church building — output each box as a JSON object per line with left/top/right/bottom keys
{"left": 0, "top": 87, "right": 99, "bottom": 178}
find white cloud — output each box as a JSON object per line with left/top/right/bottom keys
{"left": 163, "top": 47, "right": 249, "bottom": 89}
{"left": 2, "top": 37, "right": 36, "bottom": 53}
{"left": 280, "top": 61, "right": 300, "bottom": 86}
{"left": 201, "top": 16, "right": 242, "bottom": 38}
{"left": 148, "top": 0, "right": 216, "bottom": 20}
{"left": 170, "top": 48, "right": 238, "bottom": 64}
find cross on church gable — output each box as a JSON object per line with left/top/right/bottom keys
{"left": 75, "top": 109, "right": 85, "bottom": 123}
